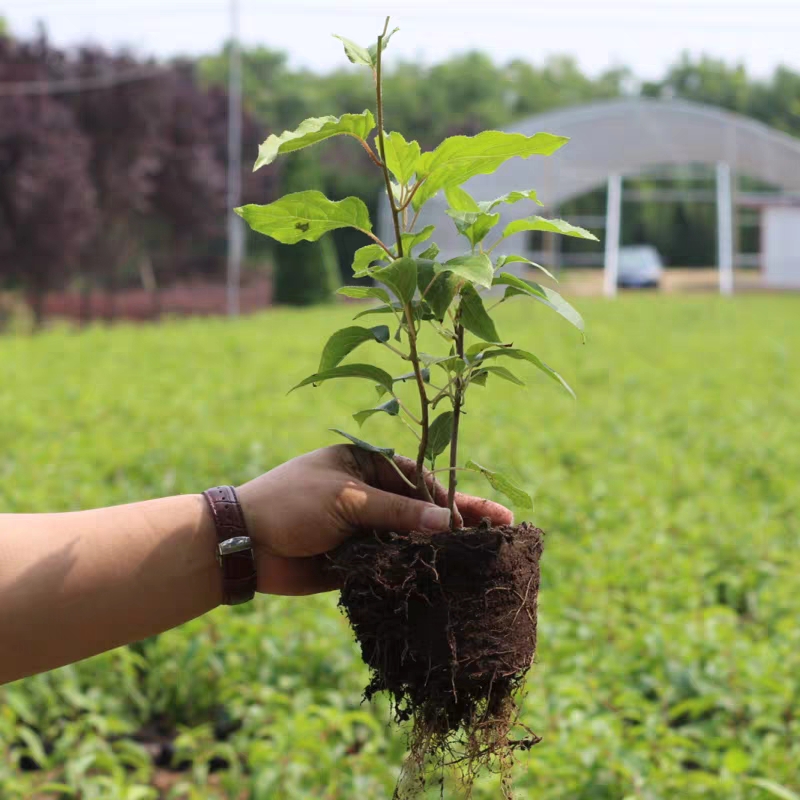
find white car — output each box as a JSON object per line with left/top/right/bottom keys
{"left": 618, "top": 245, "right": 663, "bottom": 288}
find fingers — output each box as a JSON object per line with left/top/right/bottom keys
{"left": 341, "top": 446, "right": 464, "bottom": 527}
{"left": 345, "top": 484, "right": 452, "bottom": 534}
{"left": 455, "top": 492, "right": 514, "bottom": 527}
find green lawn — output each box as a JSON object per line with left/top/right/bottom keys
{"left": 1, "top": 294, "right": 799, "bottom": 799}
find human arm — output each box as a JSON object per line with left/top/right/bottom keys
{"left": 0, "top": 445, "right": 513, "bottom": 685}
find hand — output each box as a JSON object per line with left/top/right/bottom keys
{"left": 235, "top": 445, "right": 513, "bottom": 596}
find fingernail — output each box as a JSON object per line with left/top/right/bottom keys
{"left": 421, "top": 506, "right": 451, "bottom": 532}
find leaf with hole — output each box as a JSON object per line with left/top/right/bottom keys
{"left": 331, "top": 429, "right": 395, "bottom": 458}
{"left": 318, "top": 326, "right": 390, "bottom": 371}
{"left": 493, "top": 274, "right": 584, "bottom": 337}
{"left": 352, "top": 398, "right": 401, "bottom": 427}
{"left": 254, "top": 112, "right": 375, "bottom": 170}
{"left": 237, "top": 191, "right": 372, "bottom": 244}
{"left": 291, "top": 363, "right": 394, "bottom": 394}
{"left": 465, "top": 460, "right": 533, "bottom": 510}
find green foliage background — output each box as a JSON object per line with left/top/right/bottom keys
{"left": 1, "top": 295, "right": 799, "bottom": 798}
{"left": 200, "top": 48, "right": 800, "bottom": 271}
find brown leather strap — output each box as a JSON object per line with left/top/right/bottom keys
{"left": 202, "top": 486, "right": 257, "bottom": 606}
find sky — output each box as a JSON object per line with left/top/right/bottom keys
{"left": 2, "top": 0, "right": 800, "bottom": 80}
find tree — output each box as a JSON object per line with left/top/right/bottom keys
{"left": 0, "top": 35, "right": 98, "bottom": 327}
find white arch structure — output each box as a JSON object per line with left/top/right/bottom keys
{"left": 398, "top": 98, "right": 800, "bottom": 296}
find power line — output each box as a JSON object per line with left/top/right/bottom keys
{"left": 0, "top": 65, "right": 164, "bottom": 96}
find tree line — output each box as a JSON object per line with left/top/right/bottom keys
{"left": 0, "top": 31, "right": 279, "bottom": 326}
{"left": 2, "top": 26, "right": 799, "bottom": 325}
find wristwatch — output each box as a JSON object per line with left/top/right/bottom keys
{"left": 202, "top": 486, "right": 257, "bottom": 605}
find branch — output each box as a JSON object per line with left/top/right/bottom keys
{"left": 357, "top": 137, "right": 383, "bottom": 168}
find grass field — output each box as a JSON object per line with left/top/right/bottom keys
{"left": 1, "top": 294, "right": 799, "bottom": 799}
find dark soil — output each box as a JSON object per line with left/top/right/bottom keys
{"left": 330, "top": 520, "right": 544, "bottom": 798}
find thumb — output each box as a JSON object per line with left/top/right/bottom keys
{"left": 350, "top": 484, "right": 452, "bottom": 533}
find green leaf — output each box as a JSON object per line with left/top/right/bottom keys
{"left": 332, "top": 35, "right": 373, "bottom": 67}
{"left": 413, "top": 131, "right": 568, "bottom": 209}
{"left": 397, "top": 225, "right": 435, "bottom": 257}
{"left": 353, "top": 398, "right": 401, "bottom": 427}
{"left": 367, "top": 27, "right": 400, "bottom": 63}
{"left": 382, "top": 131, "right": 421, "bottom": 186}
{"left": 746, "top": 779, "right": 800, "bottom": 800}
{"left": 495, "top": 253, "right": 557, "bottom": 282}
{"left": 470, "top": 370, "right": 489, "bottom": 386}
{"left": 318, "top": 325, "right": 390, "bottom": 371}
{"left": 352, "top": 303, "right": 400, "bottom": 320}
{"left": 254, "top": 111, "right": 376, "bottom": 170}
{"left": 337, "top": 286, "right": 391, "bottom": 303}
{"left": 236, "top": 191, "right": 371, "bottom": 244}
{"left": 445, "top": 209, "right": 501, "bottom": 247}
{"left": 351, "top": 244, "right": 389, "bottom": 276}
{"left": 291, "top": 363, "right": 394, "bottom": 394}
{"left": 444, "top": 185, "right": 480, "bottom": 212}
{"left": 501, "top": 216, "right": 599, "bottom": 242}
{"left": 459, "top": 284, "right": 501, "bottom": 342}
{"left": 439, "top": 253, "right": 494, "bottom": 289}
{"left": 372, "top": 256, "right": 418, "bottom": 304}
{"left": 418, "top": 260, "right": 459, "bottom": 320}
{"left": 492, "top": 274, "right": 585, "bottom": 336}
{"left": 426, "top": 411, "right": 454, "bottom": 461}
{"left": 465, "top": 460, "right": 533, "bottom": 511}
{"left": 394, "top": 367, "right": 430, "bottom": 384}
{"left": 474, "top": 365, "right": 525, "bottom": 386}
{"left": 331, "top": 429, "right": 395, "bottom": 458}
{"left": 478, "top": 189, "right": 543, "bottom": 213}
{"left": 353, "top": 300, "right": 435, "bottom": 322}
{"left": 480, "top": 348, "right": 575, "bottom": 399}
{"left": 418, "top": 242, "right": 440, "bottom": 260}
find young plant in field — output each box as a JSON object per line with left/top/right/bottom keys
{"left": 237, "top": 20, "right": 597, "bottom": 522}
{"left": 237, "top": 19, "right": 598, "bottom": 798}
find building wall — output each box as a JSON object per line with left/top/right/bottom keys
{"left": 762, "top": 207, "right": 800, "bottom": 288}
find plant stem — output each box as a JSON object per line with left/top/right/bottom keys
{"left": 375, "top": 19, "right": 404, "bottom": 260}
{"left": 447, "top": 322, "right": 465, "bottom": 526}
{"left": 373, "top": 16, "right": 432, "bottom": 503}
{"left": 363, "top": 231, "right": 395, "bottom": 258}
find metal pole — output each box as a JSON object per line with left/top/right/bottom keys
{"left": 716, "top": 161, "right": 734, "bottom": 296}
{"left": 226, "top": 0, "right": 244, "bottom": 317}
{"left": 603, "top": 173, "right": 622, "bottom": 298}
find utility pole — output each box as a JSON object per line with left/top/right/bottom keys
{"left": 226, "top": 0, "right": 244, "bottom": 316}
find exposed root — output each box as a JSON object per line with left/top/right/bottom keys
{"left": 329, "top": 523, "right": 544, "bottom": 798}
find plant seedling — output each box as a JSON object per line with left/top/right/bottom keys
{"left": 236, "top": 18, "right": 597, "bottom": 799}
